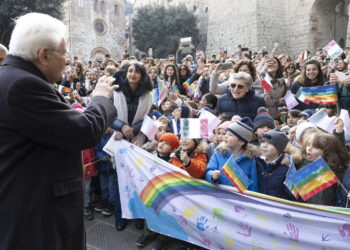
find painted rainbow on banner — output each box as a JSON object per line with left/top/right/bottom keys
{"left": 289, "top": 157, "right": 339, "bottom": 201}
{"left": 140, "top": 171, "right": 234, "bottom": 214}
{"left": 221, "top": 156, "right": 252, "bottom": 194}
{"left": 299, "top": 84, "right": 338, "bottom": 105}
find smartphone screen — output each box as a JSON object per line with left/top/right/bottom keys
{"left": 220, "top": 62, "right": 233, "bottom": 70}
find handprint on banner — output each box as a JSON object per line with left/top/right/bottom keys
{"left": 119, "top": 148, "right": 127, "bottom": 156}
{"left": 283, "top": 223, "right": 299, "bottom": 242}
{"left": 139, "top": 176, "right": 145, "bottom": 183}
{"left": 133, "top": 157, "right": 145, "bottom": 171}
{"left": 199, "top": 233, "right": 211, "bottom": 247}
{"left": 289, "top": 243, "right": 301, "bottom": 250}
{"left": 197, "top": 216, "right": 209, "bottom": 231}
{"left": 184, "top": 206, "right": 198, "bottom": 218}
{"left": 209, "top": 225, "right": 219, "bottom": 234}
{"left": 236, "top": 222, "right": 252, "bottom": 237}
{"left": 213, "top": 208, "right": 227, "bottom": 223}
{"left": 124, "top": 186, "right": 131, "bottom": 198}
{"left": 178, "top": 215, "right": 188, "bottom": 226}
{"left": 222, "top": 232, "right": 235, "bottom": 248}
{"left": 338, "top": 223, "right": 350, "bottom": 237}
{"left": 254, "top": 215, "right": 269, "bottom": 230}
{"left": 251, "top": 239, "right": 263, "bottom": 250}
{"left": 271, "top": 241, "right": 278, "bottom": 248}
{"left": 128, "top": 168, "right": 135, "bottom": 178}
{"left": 234, "top": 205, "right": 247, "bottom": 218}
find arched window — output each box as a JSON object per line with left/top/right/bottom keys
{"left": 93, "top": 0, "right": 98, "bottom": 12}
{"left": 101, "top": 1, "right": 105, "bottom": 13}
{"left": 114, "top": 4, "right": 119, "bottom": 16}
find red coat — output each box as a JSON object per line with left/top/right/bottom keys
{"left": 171, "top": 149, "right": 207, "bottom": 178}
{"left": 83, "top": 147, "right": 97, "bottom": 179}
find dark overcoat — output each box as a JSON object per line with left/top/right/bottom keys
{"left": 0, "top": 55, "right": 117, "bottom": 250}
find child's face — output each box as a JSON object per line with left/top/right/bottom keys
{"left": 260, "top": 141, "right": 280, "bottom": 160}
{"left": 172, "top": 108, "right": 180, "bottom": 119}
{"left": 216, "top": 128, "right": 226, "bottom": 143}
{"left": 255, "top": 126, "right": 271, "bottom": 141}
{"left": 181, "top": 139, "right": 196, "bottom": 152}
{"left": 104, "top": 71, "right": 111, "bottom": 77}
{"left": 155, "top": 130, "right": 165, "bottom": 141}
{"left": 305, "top": 135, "right": 323, "bottom": 162}
{"left": 162, "top": 101, "right": 172, "bottom": 112}
{"left": 224, "top": 131, "right": 243, "bottom": 150}
{"left": 287, "top": 113, "right": 299, "bottom": 127}
{"left": 157, "top": 141, "right": 172, "bottom": 155}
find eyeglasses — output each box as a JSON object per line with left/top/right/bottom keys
{"left": 180, "top": 68, "right": 186, "bottom": 71}
{"left": 287, "top": 67, "right": 295, "bottom": 69}
{"left": 230, "top": 83, "right": 245, "bottom": 89}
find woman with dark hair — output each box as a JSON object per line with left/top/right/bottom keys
{"left": 283, "top": 62, "right": 300, "bottom": 85}
{"left": 290, "top": 59, "right": 324, "bottom": 111}
{"left": 260, "top": 56, "right": 288, "bottom": 119}
{"left": 112, "top": 62, "right": 153, "bottom": 231}
{"left": 179, "top": 64, "right": 192, "bottom": 85}
{"left": 163, "top": 64, "right": 187, "bottom": 95}
{"left": 148, "top": 66, "right": 160, "bottom": 89}
{"left": 112, "top": 62, "right": 153, "bottom": 144}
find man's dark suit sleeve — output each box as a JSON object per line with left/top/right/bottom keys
{"left": 7, "top": 76, "right": 117, "bottom": 151}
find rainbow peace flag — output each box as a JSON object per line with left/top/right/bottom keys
{"left": 151, "top": 88, "right": 159, "bottom": 104}
{"left": 298, "top": 84, "right": 338, "bottom": 105}
{"left": 157, "top": 76, "right": 169, "bottom": 105}
{"left": 289, "top": 157, "right": 339, "bottom": 201}
{"left": 183, "top": 78, "right": 190, "bottom": 91}
{"left": 283, "top": 155, "right": 299, "bottom": 199}
{"left": 221, "top": 156, "right": 252, "bottom": 194}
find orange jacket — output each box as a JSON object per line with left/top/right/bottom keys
{"left": 171, "top": 149, "right": 207, "bottom": 178}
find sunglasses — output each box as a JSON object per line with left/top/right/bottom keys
{"left": 180, "top": 68, "right": 186, "bottom": 71}
{"left": 230, "top": 83, "right": 245, "bottom": 89}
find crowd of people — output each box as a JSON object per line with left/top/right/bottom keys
{"left": 2, "top": 25, "right": 350, "bottom": 249}
{"left": 45, "top": 43, "right": 350, "bottom": 250}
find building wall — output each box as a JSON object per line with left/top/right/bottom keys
{"left": 63, "top": 0, "right": 126, "bottom": 63}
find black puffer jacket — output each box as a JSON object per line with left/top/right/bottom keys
{"left": 256, "top": 154, "right": 295, "bottom": 201}
{"left": 216, "top": 88, "right": 266, "bottom": 120}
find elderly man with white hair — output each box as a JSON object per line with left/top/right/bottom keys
{"left": 0, "top": 43, "right": 8, "bottom": 66}
{"left": 0, "top": 13, "right": 118, "bottom": 250}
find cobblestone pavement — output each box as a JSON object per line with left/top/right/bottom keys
{"left": 85, "top": 212, "right": 207, "bottom": 250}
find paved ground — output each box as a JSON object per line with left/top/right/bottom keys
{"left": 85, "top": 212, "right": 205, "bottom": 250}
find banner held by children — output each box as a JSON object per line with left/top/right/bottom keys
{"left": 105, "top": 139, "right": 350, "bottom": 250}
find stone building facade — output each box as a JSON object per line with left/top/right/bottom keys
{"left": 63, "top": 0, "right": 126, "bottom": 63}
{"left": 133, "top": 0, "right": 350, "bottom": 58}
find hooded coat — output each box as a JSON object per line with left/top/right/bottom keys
{"left": 205, "top": 144, "right": 260, "bottom": 191}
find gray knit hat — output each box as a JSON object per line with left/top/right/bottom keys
{"left": 226, "top": 117, "right": 254, "bottom": 143}
{"left": 261, "top": 130, "right": 289, "bottom": 154}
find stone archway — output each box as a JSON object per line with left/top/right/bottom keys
{"left": 310, "top": 0, "right": 349, "bottom": 50}
{"left": 90, "top": 47, "right": 109, "bottom": 62}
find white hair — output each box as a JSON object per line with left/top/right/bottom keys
{"left": 0, "top": 43, "right": 8, "bottom": 53}
{"left": 9, "top": 13, "right": 66, "bottom": 62}
{"left": 229, "top": 72, "right": 253, "bottom": 90}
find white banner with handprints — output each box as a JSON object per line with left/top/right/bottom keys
{"left": 106, "top": 139, "right": 350, "bottom": 250}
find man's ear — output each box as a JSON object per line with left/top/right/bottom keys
{"left": 37, "top": 48, "right": 50, "bottom": 65}
{"left": 239, "top": 140, "right": 245, "bottom": 147}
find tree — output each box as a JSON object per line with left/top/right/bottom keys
{"left": 131, "top": 4, "right": 200, "bottom": 58}
{"left": 0, "top": 0, "right": 64, "bottom": 47}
